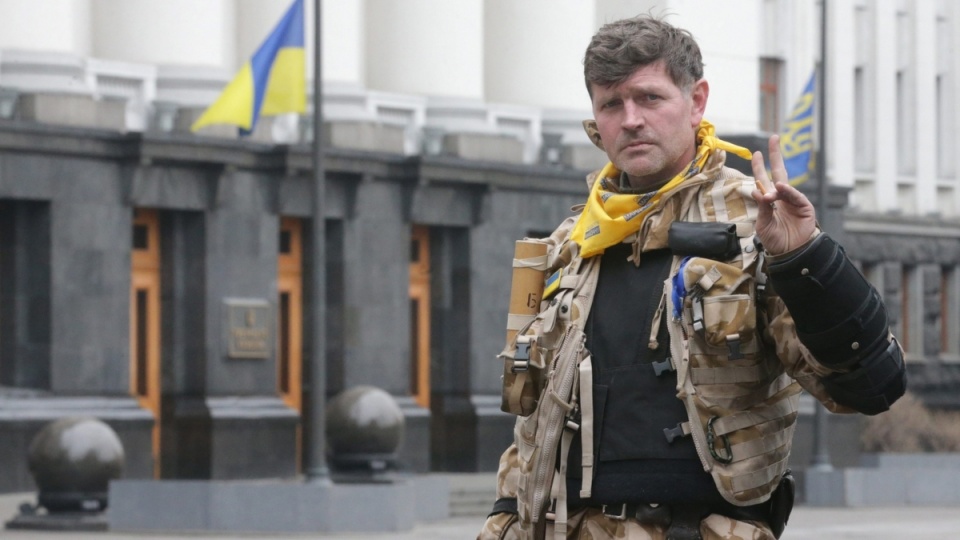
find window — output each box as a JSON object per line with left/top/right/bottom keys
{"left": 760, "top": 58, "right": 784, "bottom": 133}
{"left": 942, "top": 266, "right": 959, "bottom": 359}
{"left": 901, "top": 265, "right": 924, "bottom": 360}
{"left": 854, "top": 67, "right": 873, "bottom": 173}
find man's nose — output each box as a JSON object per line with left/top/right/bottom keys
{"left": 621, "top": 101, "right": 644, "bottom": 130}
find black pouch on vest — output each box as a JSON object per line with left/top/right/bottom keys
{"left": 767, "top": 469, "right": 795, "bottom": 539}
{"left": 668, "top": 222, "right": 740, "bottom": 261}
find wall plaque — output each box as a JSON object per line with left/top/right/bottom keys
{"left": 224, "top": 299, "right": 271, "bottom": 359}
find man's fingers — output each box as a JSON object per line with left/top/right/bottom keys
{"left": 751, "top": 151, "right": 772, "bottom": 195}
{"left": 774, "top": 181, "right": 812, "bottom": 208}
{"left": 768, "top": 135, "right": 788, "bottom": 185}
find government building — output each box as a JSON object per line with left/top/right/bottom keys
{"left": 1, "top": 0, "right": 958, "bottom": 493}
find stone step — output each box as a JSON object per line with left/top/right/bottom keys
{"left": 444, "top": 473, "right": 497, "bottom": 517}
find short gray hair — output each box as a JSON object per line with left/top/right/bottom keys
{"left": 583, "top": 15, "right": 703, "bottom": 96}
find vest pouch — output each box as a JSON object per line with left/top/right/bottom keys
{"left": 515, "top": 325, "right": 587, "bottom": 536}
{"left": 700, "top": 294, "right": 755, "bottom": 349}
{"left": 681, "top": 257, "right": 757, "bottom": 356}
{"left": 500, "top": 332, "right": 547, "bottom": 416}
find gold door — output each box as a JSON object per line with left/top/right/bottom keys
{"left": 130, "top": 208, "right": 161, "bottom": 477}
{"left": 409, "top": 225, "right": 431, "bottom": 409}
{"left": 278, "top": 217, "right": 304, "bottom": 470}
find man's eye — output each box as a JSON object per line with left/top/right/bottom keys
{"left": 602, "top": 99, "right": 621, "bottom": 110}
{"left": 645, "top": 94, "right": 662, "bottom": 101}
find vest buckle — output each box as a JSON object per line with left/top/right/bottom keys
{"left": 512, "top": 341, "right": 531, "bottom": 373}
{"left": 601, "top": 503, "right": 628, "bottom": 521}
{"left": 663, "top": 423, "right": 688, "bottom": 444}
{"left": 652, "top": 357, "right": 675, "bottom": 377}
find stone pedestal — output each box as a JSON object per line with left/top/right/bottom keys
{"left": 107, "top": 476, "right": 449, "bottom": 533}
{"left": 6, "top": 508, "right": 107, "bottom": 531}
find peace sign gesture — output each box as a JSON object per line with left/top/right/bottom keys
{"left": 750, "top": 135, "right": 818, "bottom": 255}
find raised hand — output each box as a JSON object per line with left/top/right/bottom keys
{"left": 750, "top": 135, "right": 817, "bottom": 255}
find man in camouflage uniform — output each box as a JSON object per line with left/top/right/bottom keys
{"left": 480, "top": 15, "right": 906, "bottom": 540}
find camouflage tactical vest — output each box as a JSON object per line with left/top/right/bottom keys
{"left": 499, "top": 155, "right": 805, "bottom": 537}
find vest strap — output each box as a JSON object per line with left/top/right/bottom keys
{"left": 559, "top": 274, "right": 580, "bottom": 290}
{"left": 578, "top": 356, "right": 595, "bottom": 498}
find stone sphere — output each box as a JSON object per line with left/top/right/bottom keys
{"left": 325, "top": 385, "right": 404, "bottom": 469}
{"left": 27, "top": 417, "right": 125, "bottom": 512}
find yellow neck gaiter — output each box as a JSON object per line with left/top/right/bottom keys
{"left": 570, "top": 119, "right": 753, "bottom": 258}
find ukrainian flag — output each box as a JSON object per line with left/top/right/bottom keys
{"left": 192, "top": 0, "right": 306, "bottom": 135}
{"left": 780, "top": 71, "right": 816, "bottom": 186}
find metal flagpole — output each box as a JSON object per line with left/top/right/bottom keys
{"left": 810, "top": 0, "right": 834, "bottom": 473}
{"left": 305, "top": 0, "right": 330, "bottom": 482}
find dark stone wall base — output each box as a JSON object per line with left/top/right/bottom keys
{"left": 163, "top": 396, "right": 299, "bottom": 480}
{"left": 395, "top": 397, "right": 430, "bottom": 474}
{"left": 0, "top": 395, "right": 153, "bottom": 494}
{"left": 430, "top": 394, "right": 514, "bottom": 472}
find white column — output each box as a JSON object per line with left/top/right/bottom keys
{"left": 594, "top": 0, "right": 660, "bottom": 25}
{"left": 320, "top": 0, "right": 364, "bottom": 85}
{"left": 913, "top": 1, "right": 937, "bottom": 216}
{"left": 235, "top": 0, "right": 288, "bottom": 64}
{"left": 91, "top": 0, "right": 235, "bottom": 69}
{"left": 874, "top": 0, "right": 899, "bottom": 213}
{"left": 483, "top": 0, "right": 594, "bottom": 110}
{"left": 786, "top": 0, "right": 819, "bottom": 102}
{"left": 0, "top": 0, "right": 91, "bottom": 55}
{"left": 828, "top": 0, "right": 855, "bottom": 190}
{"left": 672, "top": 0, "right": 763, "bottom": 134}
{"left": 365, "top": 0, "right": 483, "bottom": 98}
{"left": 953, "top": 1, "right": 960, "bottom": 217}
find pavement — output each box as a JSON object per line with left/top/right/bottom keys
{"left": 3, "top": 493, "right": 960, "bottom": 539}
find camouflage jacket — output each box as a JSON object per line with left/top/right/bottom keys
{"left": 495, "top": 149, "right": 856, "bottom": 535}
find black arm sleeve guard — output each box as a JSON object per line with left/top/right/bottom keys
{"left": 489, "top": 497, "right": 517, "bottom": 517}
{"left": 767, "top": 233, "right": 906, "bottom": 415}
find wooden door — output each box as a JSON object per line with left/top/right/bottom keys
{"left": 278, "top": 217, "right": 304, "bottom": 470}
{"left": 130, "top": 208, "right": 161, "bottom": 477}
{"left": 409, "top": 225, "right": 431, "bottom": 409}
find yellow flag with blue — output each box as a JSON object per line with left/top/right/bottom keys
{"left": 192, "top": 0, "right": 306, "bottom": 135}
{"left": 780, "top": 71, "right": 816, "bottom": 186}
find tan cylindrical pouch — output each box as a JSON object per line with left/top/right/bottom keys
{"left": 501, "top": 240, "right": 548, "bottom": 415}
{"left": 506, "top": 240, "right": 548, "bottom": 347}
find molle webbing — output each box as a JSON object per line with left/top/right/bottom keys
{"left": 709, "top": 395, "right": 798, "bottom": 437}
{"left": 730, "top": 460, "right": 788, "bottom": 493}
{"left": 690, "top": 364, "right": 769, "bottom": 385}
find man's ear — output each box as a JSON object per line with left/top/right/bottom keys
{"left": 582, "top": 120, "right": 605, "bottom": 151}
{"left": 690, "top": 79, "right": 709, "bottom": 126}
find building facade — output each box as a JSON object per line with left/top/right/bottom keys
{"left": 0, "top": 0, "right": 958, "bottom": 493}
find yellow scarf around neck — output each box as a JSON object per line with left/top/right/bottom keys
{"left": 570, "top": 119, "right": 753, "bottom": 258}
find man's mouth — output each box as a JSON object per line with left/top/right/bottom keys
{"left": 623, "top": 140, "right": 653, "bottom": 150}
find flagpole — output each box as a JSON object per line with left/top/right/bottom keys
{"left": 810, "top": 0, "right": 833, "bottom": 473}
{"left": 305, "top": 0, "right": 330, "bottom": 483}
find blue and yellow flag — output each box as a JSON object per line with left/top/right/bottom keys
{"left": 780, "top": 71, "right": 816, "bottom": 186}
{"left": 192, "top": 0, "right": 306, "bottom": 135}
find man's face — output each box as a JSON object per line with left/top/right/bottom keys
{"left": 590, "top": 61, "right": 708, "bottom": 190}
